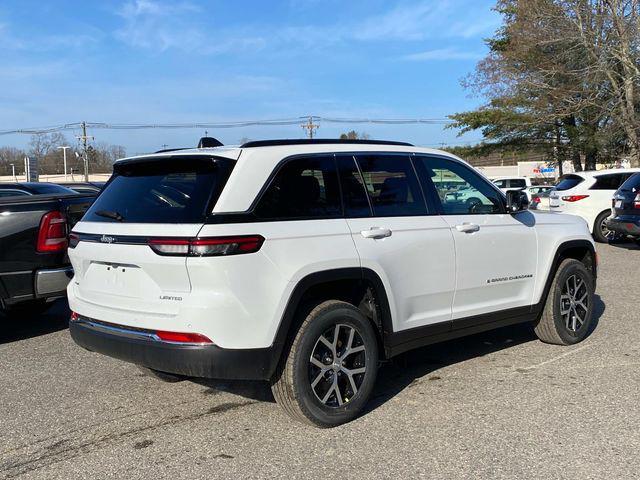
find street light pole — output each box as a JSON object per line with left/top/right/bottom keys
{"left": 10, "top": 163, "right": 15, "bottom": 182}
{"left": 58, "top": 146, "right": 70, "bottom": 181}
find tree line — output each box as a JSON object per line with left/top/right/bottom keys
{"left": 0, "top": 132, "right": 126, "bottom": 177}
{"left": 449, "top": 0, "right": 640, "bottom": 171}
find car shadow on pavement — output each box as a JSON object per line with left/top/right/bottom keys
{"left": 0, "top": 299, "right": 69, "bottom": 344}
{"left": 609, "top": 240, "right": 640, "bottom": 251}
{"left": 365, "top": 293, "right": 605, "bottom": 416}
{"left": 186, "top": 295, "right": 606, "bottom": 415}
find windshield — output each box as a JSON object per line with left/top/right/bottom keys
{"left": 83, "top": 156, "right": 235, "bottom": 223}
{"left": 555, "top": 174, "right": 584, "bottom": 191}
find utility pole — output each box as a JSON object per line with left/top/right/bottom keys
{"left": 10, "top": 163, "right": 16, "bottom": 182}
{"left": 301, "top": 116, "right": 319, "bottom": 139}
{"left": 76, "top": 122, "right": 94, "bottom": 182}
{"left": 58, "top": 145, "right": 70, "bottom": 181}
{"left": 161, "top": 143, "right": 169, "bottom": 150}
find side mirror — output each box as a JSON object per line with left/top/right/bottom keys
{"left": 506, "top": 190, "right": 529, "bottom": 213}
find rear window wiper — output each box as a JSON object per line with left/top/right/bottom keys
{"left": 95, "top": 210, "right": 124, "bottom": 222}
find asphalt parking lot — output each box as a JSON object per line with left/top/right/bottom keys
{"left": 1, "top": 242, "right": 639, "bottom": 480}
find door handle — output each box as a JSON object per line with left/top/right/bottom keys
{"left": 455, "top": 223, "right": 480, "bottom": 233}
{"left": 360, "top": 227, "right": 392, "bottom": 239}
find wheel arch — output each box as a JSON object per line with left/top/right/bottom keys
{"left": 536, "top": 239, "right": 597, "bottom": 311}
{"left": 267, "top": 267, "right": 394, "bottom": 378}
{"left": 593, "top": 208, "right": 612, "bottom": 233}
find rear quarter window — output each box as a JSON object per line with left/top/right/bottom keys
{"left": 254, "top": 155, "right": 342, "bottom": 219}
{"left": 555, "top": 175, "right": 584, "bottom": 191}
{"left": 83, "top": 156, "right": 234, "bottom": 223}
{"left": 591, "top": 173, "right": 625, "bottom": 190}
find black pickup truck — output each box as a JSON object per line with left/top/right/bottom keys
{"left": 0, "top": 192, "right": 95, "bottom": 318}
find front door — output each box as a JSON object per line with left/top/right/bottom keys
{"left": 414, "top": 155, "right": 538, "bottom": 323}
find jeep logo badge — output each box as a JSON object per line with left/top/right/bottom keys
{"left": 100, "top": 235, "right": 116, "bottom": 244}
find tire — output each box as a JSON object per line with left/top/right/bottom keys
{"left": 136, "top": 365, "right": 187, "bottom": 383}
{"left": 593, "top": 210, "right": 614, "bottom": 243}
{"left": 2, "top": 299, "right": 51, "bottom": 320}
{"left": 271, "top": 300, "right": 378, "bottom": 428}
{"left": 534, "top": 258, "right": 595, "bottom": 345}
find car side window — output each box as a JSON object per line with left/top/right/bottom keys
{"left": 336, "top": 155, "right": 371, "bottom": 217}
{"left": 255, "top": 155, "right": 342, "bottom": 219}
{"left": 510, "top": 179, "right": 526, "bottom": 188}
{"left": 353, "top": 154, "right": 427, "bottom": 217}
{"left": 591, "top": 174, "right": 624, "bottom": 190}
{"left": 414, "top": 155, "right": 505, "bottom": 215}
{"left": 0, "top": 189, "right": 29, "bottom": 198}
{"left": 493, "top": 179, "right": 507, "bottom": 188}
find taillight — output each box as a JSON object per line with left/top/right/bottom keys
{"left": 70, "top": 311, "right": 79, "bottom": 321}
{"left": 148, "top": 235, "right": 264, "bottom": 257}
{"left": 155, "top": 330, "right": 213, "bottom": 344}
{"left": 634, "top": 194, "right": 640, "bottom": 209}
{"left": 531, "top": 195, "right": 540, "bottom": 204}
{"left": 68, "top": 232, "right": 80, "bottom": 249}
{"left": 561, "top": 195, "right": 590, "bottom": 202}
{"left": 148, "top": 238, "right": 190, "bottom": 256}
{"left": 37, "top": 211, "right": 68, "bottom": 253}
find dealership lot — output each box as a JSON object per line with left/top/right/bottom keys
{"left": 1, "top": 243, "right": 639, "bottom": 479}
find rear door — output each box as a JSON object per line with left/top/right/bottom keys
{"left": 415, "top": 155, "right": 538, "bottom": 321}
{"left": 339, "top": 153, "right": 456, "bottom": 334}
{"left": 69, "top": 155, "right": 234, "bottom": 316}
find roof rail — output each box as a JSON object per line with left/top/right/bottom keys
{"left": 154, "top": 147, "right": 190, "bottom": 154}
{"left": 240, "top": 138, "right": 414, "bottom": 148}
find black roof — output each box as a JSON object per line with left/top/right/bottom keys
{"left": 240, "top": 138, "right": 414, "bottom": 148}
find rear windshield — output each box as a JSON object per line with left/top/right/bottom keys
{"left": 83, "top": 156, "right": 234, "bottom": 223}
{"left": 555, "top": 174, "right": 584, "bottom": 191}
{"left": 619, "top": 173, "right": 640, "bottom": 191}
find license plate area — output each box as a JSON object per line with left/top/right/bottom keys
{"left": 83, "top": 262, "right": 160, "bottom": 298}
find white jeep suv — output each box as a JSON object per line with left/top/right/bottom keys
{"left": 68, "top": 138, "right": 597, "bottom": 427}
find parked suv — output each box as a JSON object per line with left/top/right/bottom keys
{"left": 607, "top": 172, "right": 640, "bottom": 242}
{"left": 68, "top": 139, "right": 597, "bottom": 427}
{"left": 541, "top": 169, "right": 640, "bottom": 242}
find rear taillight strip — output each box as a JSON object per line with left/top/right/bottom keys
{"left": 148, "top": 235, "right": 264, "bottom": 257}
{"left": 561, "top": 195, "right": 590, "bottom": 202}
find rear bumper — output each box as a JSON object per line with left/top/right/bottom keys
{"left": 35, "top": 266, "right": 73, "bottom": 297}
{"left": 69, "top": 316, "right": 275, "bottom": 381}
{"left": 606, "top": 216, "right": 640, "bottom": 237}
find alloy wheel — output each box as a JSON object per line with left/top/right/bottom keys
{"left": 560, "top": 274, "right": 589, "bottom": 333}
{"left": 600, "top": 217, "right": 616, "bottom": 241}
{"left": 309, "top": 324, "right": 367, "bottom": 407}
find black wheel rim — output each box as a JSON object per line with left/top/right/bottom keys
{"left": 309, "top": 324, "right": 366, "bottom": 407}
{"left": 560, "top": 274, "right": 589, "bottom": 333}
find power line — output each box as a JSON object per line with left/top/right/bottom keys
{"left": 0, "top": 116, "right": 454, "bottom": 136}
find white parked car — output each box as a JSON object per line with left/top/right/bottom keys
{"left": 67, "top": 138, "right": 597, "bottom": 427}
{"left": 492, "top": 176, "right": 531, "bottom": 193}
{"left": 540, "top": 169, "right": 640, "bottom": 242}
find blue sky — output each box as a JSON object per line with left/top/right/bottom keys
{"left": 0, "top": 0, "right": 500, "bottom": 154}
